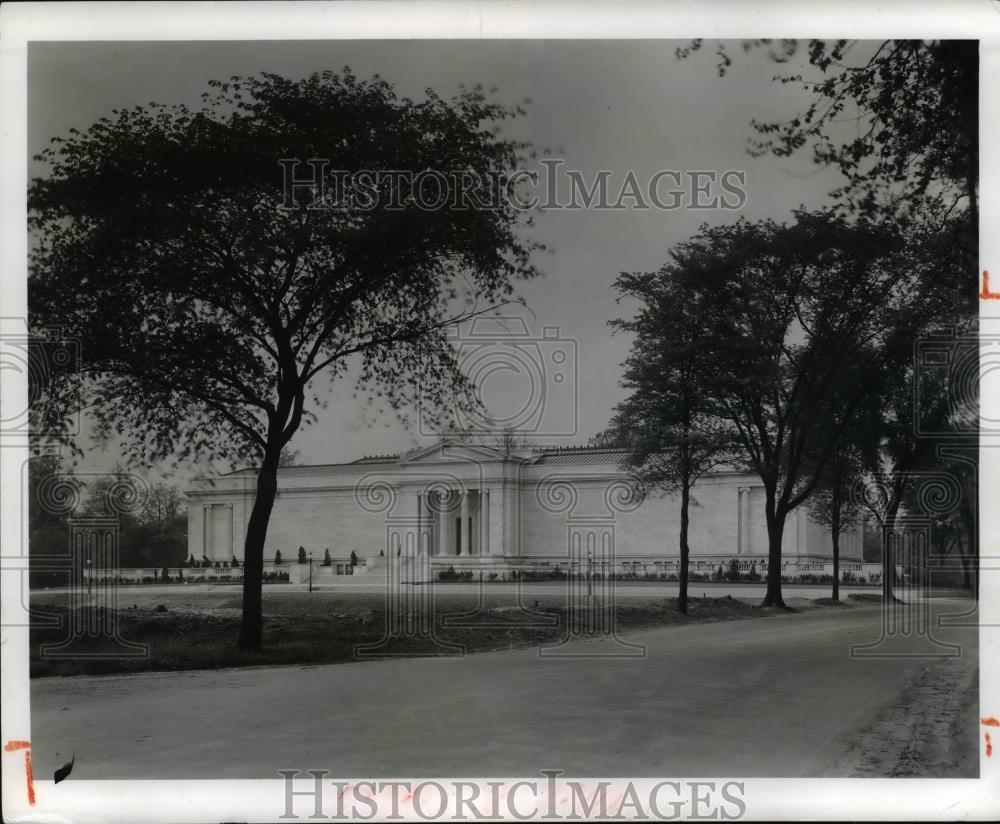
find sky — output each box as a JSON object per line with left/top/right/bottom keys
{"left": 27, "top": 39, "right": 851, "bottom": 486}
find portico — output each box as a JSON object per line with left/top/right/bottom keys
{"left": 417, "top": 487, "right": 493, "bottom": 556}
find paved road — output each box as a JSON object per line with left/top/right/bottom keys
{"left": 29, "top": 600, "right": 976, "bottom": 779}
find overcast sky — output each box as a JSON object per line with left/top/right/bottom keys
{"left": 28, "top": 39, "right": 851, "bottom": 485}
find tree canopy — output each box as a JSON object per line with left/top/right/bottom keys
{"left": 30, "top": 70, "right": 539, "bottom": 467}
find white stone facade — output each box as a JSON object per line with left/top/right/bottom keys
{"left": 186, "top": 441, "right": 862, "bottom": 574}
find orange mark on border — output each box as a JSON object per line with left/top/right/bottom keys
{"left": 987, "top": 733, "right": 993, "bottom": 758}
{"left": 3, "top": 740, "right": 35, "bottom": 805}
{"left": 980, "top": 271, "right": 1000, "bottom": 300}
{"left": 981, "top": 716, "right": 1000, "bottom": 727}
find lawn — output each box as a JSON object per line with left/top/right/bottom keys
{"left": 28, "top": 588, "right": 873, "bottom": 677}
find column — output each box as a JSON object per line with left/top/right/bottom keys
{"left": 460, "top": 490, "right": 470, "bottom": 556}
{"left": 417, "top": 493, "right": 425, "bottom": 554}
{"left": 481, "top": 489, "right": 490, "bottom": 556}
{"left": 738, "top": 488, "right": 751, "bottom": 555}
{"left": 490, "top": 484, "right": 504, "bottom": 558}
{"left": 226, "top": 503, "right": 235, "bottom": 562}
{"left": 438, "top": 491, "right": 449, "bottom": 556}
{"left": 203, "top": 505, "right": 212, "bottom": 558}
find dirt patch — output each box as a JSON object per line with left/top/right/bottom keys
{"left": 825, "top": 656, "right": 979, "bottom": 777}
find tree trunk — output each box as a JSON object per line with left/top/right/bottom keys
{"left": 831, "top": 504, "right": 840, "bottom": 602}
{"left": 882, "top": 499, "right": 902, "bottom": 604}
{"left": 762, "top": 494, "right": 787, "bottom": 608}
{"left": 678, "top": 482, "right": 690, "bottom": 615}
{"left": 959, "top": 503, "right": 977, "bottom": 597}
{"left": 238, "top": 449, "right": 281, "bottom": 651}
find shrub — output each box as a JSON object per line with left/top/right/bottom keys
{"left": 439, "top": 565, "right": 469, "bottom": 582}
{"left": 727, "top": 558, "right": 740, "bottom": 582}
{"left": 274, "top": 549, "right": 282, "bottom": 566}
{"left": 488, "top": 572, "right": 498, "bottom": 581}
{"left": 188, "top": 554, "right": 196, "bottom": 567}
{"left": 842, "top": 570, "right": 856, "bottom": 584}
{"left": 350, "top": 550, "right": 359, "bottom": 567}
{"left": 323, "top": 549, "right": 332, "bottom": 567}
{"left": 232, "top": 555, "right": 240, "bottom": 569}
{"left": 297, "top": 546, "right": 307, "bottom": 564}
{"left": 160, "top": 566, "right": 169, "bottom": 582}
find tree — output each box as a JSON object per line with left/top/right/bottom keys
{"left": 602, "top": 266, "right": 733, "bottom": 614}
{"left": 489, "top": 425, "right": 531, "bottom": 456}
{"left": 667, "top": 211, "right": 944, "bottom": 608}
{"left": 136, "top": 482, "right": 187, "bottom": 568}
{"left": 855, "top": 346, "right": 967, "bottom": 602}
{"left": 349, "top": 550, "right": 359, "bottom": 568}
{"left": 30, "top": 70, "right": 540, "bottom": 650}
{"left": 274, "top": 549, "right": 282, "bottom": 566}
{"left": 79, "top": 464, "right": 148, "bottom": 567}
{"left": 807, "top": 442, "right": 868, "bottom": 601}
{"left": 323, "top": 548, "right": 332, "bottom": 567}
{"left": 297, "top": 546, "right": 307, "bottom": 564}
{"left": 27, "top": 452, "right": 81, "bottom": 588}
{"left": 803, "top": 360, "right": 882, "bottom": 601}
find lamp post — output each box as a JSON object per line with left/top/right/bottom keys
{"left": 308, "top": 551, "right": 313, "bottom": 593}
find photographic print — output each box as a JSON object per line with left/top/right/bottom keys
{"left": 2, "top": 2, "right": 998, "bottom": 821}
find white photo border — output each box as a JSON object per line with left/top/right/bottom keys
{"left": 2, "top": 2, "right": 998, "bottom": 821}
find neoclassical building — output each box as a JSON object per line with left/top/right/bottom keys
{"left": 186, "top": 440, "right": 862, "bottom": 578}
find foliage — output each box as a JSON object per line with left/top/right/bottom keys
{"left": 29, "top": 69, "right": 540, "bottom": 468}
{"left": 438, "top": 565, "right": 474, "bottom": 582}
{"left": 679, "top": 39, "right": 977, "bottom": 219}
{"left": 273, "top": 550, "right": 282, "bottom": 566}
{"left": 323, "top": 548, "right": 332, "bottom": 567}
{"left": 349, "top": 549, "right": 358, "bottom": 567}
{"left": 262, "top": 570, "right": 290, "bottom": 583}
{"left": 297, "top": 546, "right": 307, "bottom": 564}
{"left": 727, "top": 559, "right": 740, "bottom": 582}
{"left": 27, "top": 452, "right": 81, "bottom": 587}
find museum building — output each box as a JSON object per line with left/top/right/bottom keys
{"left": 186, "top": 440, "right": 862, "bottom": 578}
